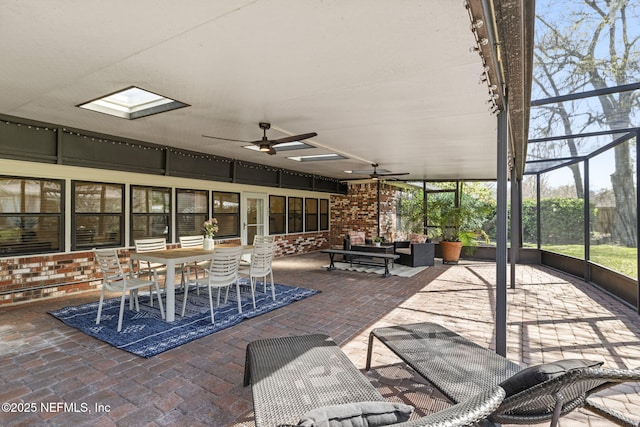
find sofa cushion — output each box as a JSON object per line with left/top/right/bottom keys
{"left": 499, "top": 359, "right": 604, "bottom": 397}
{"left": 395, "top": 247, "right": 411, "bottom": 256}
{"left": 348, "top": 231, "right": 366, "bottom": 246}
{"left": 409, "top": 233, "right": 427, "bottom": 244}
{"left": 297, "top": 401, "right": 413, "bottom": 427}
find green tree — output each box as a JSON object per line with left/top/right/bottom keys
{"left": 532, "top": 0, "right": 640, "bottom": 246}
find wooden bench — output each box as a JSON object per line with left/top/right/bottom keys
{"left": 321, "top": 248, "right": 399, "bottom": 278}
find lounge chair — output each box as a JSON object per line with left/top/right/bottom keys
{"left": 367, "top": 322, "right": 640, "bottom": 427}
{"left": 244, "top": 333, "right": 506, "bottom": 427}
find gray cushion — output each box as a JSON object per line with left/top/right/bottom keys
{"left": 499, "top": 359, "right": 604, "bottom": 397}
{"left": 297, "top": 401, "right": 414, "bottom": 427}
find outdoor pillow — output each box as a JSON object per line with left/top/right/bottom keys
{"left": 499, "top": 359, "right": 604, "bottom": 397}
{"left": 348, "top": 231, "right": 366, "bottom": 246}
{"left": 409, "top": 233, "right": 427, "bottom": 244}
{"left": 297, "top": 401, "right": 414, "bottom": 427}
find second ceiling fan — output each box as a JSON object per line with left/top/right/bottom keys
{"left": 353, "top": 163, "right": 410, "bottom": 180}
{"left": 202, "top": 122, "right": 317, "bottom": 155}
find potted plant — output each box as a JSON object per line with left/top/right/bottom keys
{"left": 436, "top": 205, "right": 489, "bottom": 264}
{"left": 374, "top": 236, "right": 383, "bottom": 247}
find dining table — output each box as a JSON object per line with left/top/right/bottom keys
{"left": 130, "top": 244, "right": 252, "bottom": 322}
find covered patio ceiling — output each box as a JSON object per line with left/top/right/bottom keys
{"left": 0, "top": 0, "right": 531, "bottom": 182}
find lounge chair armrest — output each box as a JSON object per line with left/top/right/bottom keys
{"left": 392, "top": 386, "right": 505, "bottom": 427}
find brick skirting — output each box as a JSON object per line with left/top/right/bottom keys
{"left": 0, "top": 232, "right": 329, "bottom": 305}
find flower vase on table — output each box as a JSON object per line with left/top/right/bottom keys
{"left": 203, "top": 218, "right": 218, "bottom": 251}
{"left": 203, "top": 237, "right": 214, "bottom": 250}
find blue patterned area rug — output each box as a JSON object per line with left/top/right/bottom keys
{"left": 49, "top": 281, "right": 319, "bottom": 358}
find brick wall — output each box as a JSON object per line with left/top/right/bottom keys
{"left": 0, "top": 233, "right": 329, "bottom": 305}
{"left": 329, "top": 182, "right": 400, "bottom": 247}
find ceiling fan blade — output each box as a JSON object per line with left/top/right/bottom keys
{"left": 202, "top": 134, "right": 250, "bottom": 143}
{"left": 377, "top": 172, "right": 410, "bottom": 177}
{"left": 271, "top": 132, "right": 317, "bottom": 145}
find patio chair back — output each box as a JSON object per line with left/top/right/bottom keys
{"left": 93, "top": 248, "right": 165, "bottom": 332}
{"left": 134, "top": 237, "right": 167, "bottom": 252}
{"left": 253, "top": 235, "right": 275, "bottom": 244}
{"left": 492, "top": 367, "right": 640, "bottom": 426}
{"left": 179, "top": 235, "right": 204, "bottom": 248}
{"left": 208, "top": 245, "right": 244, "bottom": 287}
{"left": 94, "top": 248, "right": 126, "bottom": 290}
{"left": 246, "top": 242, "right": 277, "bottom": 300}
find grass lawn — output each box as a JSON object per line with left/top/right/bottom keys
{"left": 542, "top": 244, "right": 638, "bottom": 279}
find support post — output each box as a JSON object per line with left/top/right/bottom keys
{"left": 496, "top": 108, "right": 509, "bottom": 357}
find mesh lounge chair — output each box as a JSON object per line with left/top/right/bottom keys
{"left": 244, "top": 334, "right": 507, "bottom": 427}
{"left": 366, "top": 322, "right": 640, "bottom": 427}
{"left": 492, "top": 365, "right": 640, "bottom": 426}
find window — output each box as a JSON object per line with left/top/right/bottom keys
{"left": 305, "top": 198, "right": 318, "bottom": 231}
{"left": 320, "top": 199, "right": 329, "bottom": 231}
{"left": 288, "top": 197, "right": 303, "bottom": 233}
{"left": 269, "top": 195, "right": 286, "bottom": 235}
{"left": 130, "top": 185, "right": 171, "bottom": 243}
{"left": 72, "top": 181, "right": 124, "bottom": 250}
{"left": 176, "top": 189, "right": 208, "bottom": 238}
{"left": 212, "top": 192, "right": 240, "bottom": 238}
{"left": 0, "top": 177, "right": 63, "bottom": 255}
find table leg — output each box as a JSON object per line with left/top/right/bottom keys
{"left": 326, "top": 253, "right": 336, "bottom": 271}
{"left": 165, "top": 260, "right": 176, "bottom": 322}
{"left": 383, "top": 259, "right": 391, "bottom": 278}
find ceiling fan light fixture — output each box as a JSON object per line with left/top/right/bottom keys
{"left": 259, "top": 144, "right": 271, "bottom": 152}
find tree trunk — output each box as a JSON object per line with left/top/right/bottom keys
{"left": 610, "top": 142, "right": 637, "bottom": 246}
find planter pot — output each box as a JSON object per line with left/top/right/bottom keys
{"left": 440, "top": 241, "right": 463, "bottom": 264}
{"left": 374, "top": 242, "right": 381, "bottom": 247}
{"left": 203, "top": 237, "right": 214, "bottom": 250}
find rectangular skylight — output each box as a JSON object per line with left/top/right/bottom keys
{"left": 287, "top": 154, "right": 346, "bottom": 162}
{"left": 78, "top": 86, "right": 188, "bottom": 119}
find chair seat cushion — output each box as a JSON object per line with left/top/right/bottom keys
{"left": 395, "top": 248, "right": 411, "bottom": 256}
{"left": 499, "top": 359, "right": 604, "bottom": 397}
{"left": 297, "top": 401, "right": 413, "bottom": 427}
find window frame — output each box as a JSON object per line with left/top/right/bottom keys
{"left": 269, "top": 195, "right": 286, "bottom": 235}
{"left": 130, "top": 185, "right": 171, "bottom": 245}
{"left": 212, "top": 191, "right": 240, "bottom": 238}
{"left": 288, "top": 196, "right": 303, "bottom": 233}
{"left": 0, "top": 176, "right": 64, "bottom": 256}
{"left": 305, "top": 198, "right": 319, "bottom": 232}
{"left": 319, "top": 199, "right": 329, "bottom": 231}
{"left": 71, "top": 180, "right": 124, "bottom": 251}
{"left": 176, "top": 188, "right": 209, "bottom": 239}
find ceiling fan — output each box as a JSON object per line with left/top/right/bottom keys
{"left": 352, "top": 163, "right": 410, "bottom": 180}
{"left": 202, "top": 122, "right": 317, "bottom": 155}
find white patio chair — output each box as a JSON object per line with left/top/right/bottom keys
{"left": 179, "top": 235, "right": 209, "bottom": 285}
{"left": 94, "top": 248, "right": 165, "bottom": 332}
{"left": 240, "top": 242, "right": 277, "bottom": 301}
{"left": 253, "top": 235, "right": 275, "bottom": 244}
{"left": 180, "top": 245, "right": 246, "bottom": 323}
{"left": 134, "top": 237, "right": 168, "bottom": 307}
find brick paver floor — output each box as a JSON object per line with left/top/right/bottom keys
{"left": 1, "top": 252, "right": 639, "bottom": 426}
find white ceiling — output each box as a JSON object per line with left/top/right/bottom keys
{"left": 0, "top": 0, "right": 499, "bottom": 181}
